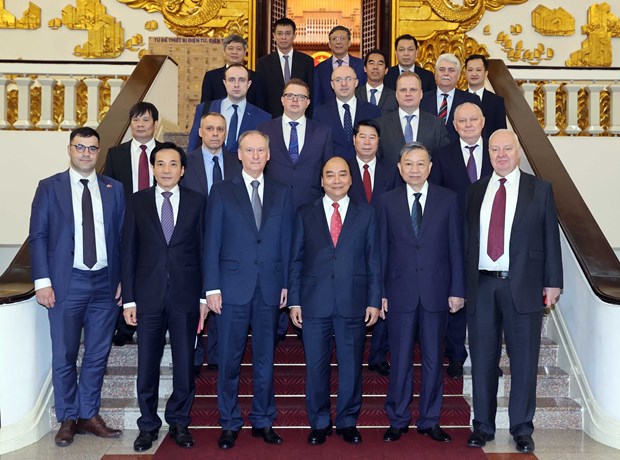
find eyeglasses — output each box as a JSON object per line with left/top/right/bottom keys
{"left": 330, "top": 35, "right": 348, "bottom": 42}
{"left": 71, "top": 144, "right": 100, "bottom": 154}
{"left": 332, "top": 77, "right": 356, "bottom": 83}
{"left": 283, "top": 93, "right": 309, "bottom": 101}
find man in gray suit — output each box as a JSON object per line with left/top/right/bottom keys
{"left": 355, "top": 49, "right": 398, "bottom": 116}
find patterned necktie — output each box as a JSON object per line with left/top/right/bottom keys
{"left": 283, "top": 54, "right": 291, "bottom": 83}
{"left": 289, "top": 121, "right": 299, "bottom": 164}
{"left": 138, "top": 144, "right": 149, "bottom": 190}
{"left": 226, "top": 104, "right": 239, "bottom": 151}
{"left": 80, "top": 179, "right": 96, "bottom": 268}
{"left": 343, "top": 103, "right": 353, "bottom": 143}
{"left": 465, "top": 145, "right": 478, "bottom": 183}
{"left": 411, "top": 192, "right": 422, "bottom": 238}
{"left": 438, "top": 93, "right": 449, "bottom": 123}
{"left": 161, "top": 191, "right": 174, "bottom": 244}
{"left": 251, "top": 180, "right": 262, "bottom": 230}
{"left": 369, "top": 88, "right": 378, "bottom": 105}
{"left": 487, "top": 178, "right": 507, "bottom": 261}
{"left": 212, "top": 155, "right": 222, "bottom": 184}
{"left": 336, "top": 59, "right": 344, "bottom": 67}
{"left": 363, "top": 164, "right": 372, "bottom": 203}
{"left": 404, "top": 114, "right": 415, "bottom": 143}
{"left": 330, "top": 202, "right": 342, "bottom": 246}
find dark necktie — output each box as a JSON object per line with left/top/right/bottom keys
{"left": 212, "top": 155, "right": 222, "bottom": 184}
{"left": 404, "top": 114, "right": 415, "bottom": 143}
{"left": 330, "top": 202, "right": 342, "bottom": 246}
{"left": 251, "top": 180, "right": 262, "bottom": 230}
{"left": 283, "top": 54, "right": 291, "bottom": 83}
{"left": 161, "top": 191, "right": 174, "bottom": 244}
{"left": 369, "top": 88, "right": 378, "bottom": 105}
{"left": 80, "top": 179, "right": 96, "bottom": 268}
{"left": 411, "top": 192, "right": 422, "bottom": 238}
{"left": 363, "top": 164, "right": 372, "bottom": 203}
{"left": 226, "top": 104, "right": 239, "bottom": 151}
{"left": 343, "top": 103, "right": 353, "bottom": 143}
{"left": 438, "top": 93, "right": 449, "bottom": 123}
{"left": 465, "top": 145, "right": 478, "bottom": 183}
{"left": 138, "top": 144, "right": 149, "bottom": 190}
{"left": 487, "top": 178, "right": 507, "bottom": 261}
{"left": 336, "top": 59, "right": 344, "bottom": 67}
{"left": 289, "top": 121, "right": 299, "bottom": 164}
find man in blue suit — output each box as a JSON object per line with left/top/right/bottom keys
{"left": 465, "top": 54, "right": 507, "bottom": 138}
{"left": 384, "top": 34, "right": 436, "bottom": 93}
{"left": 29, "top": 127, "right": 124, "bottom": 447}
{"left": 355, "top": 49, "right": 398, "bottom": 116}
{"left": 289, "top": 156, "right": 381, "bottom": 446}
{"left": 188, "top": 64, "right": 271, "bottom": 152}
{"left": 205, "top": 130, "right": 294, "bottom": 449}
{"left": 312, "top": 26, "right": 367, "bottom": 107}
{"left": 314, "top": 66, "right": 381, "bottom": 160}
{"left": 380, "top": 142, "right": 465, "bottom": 444}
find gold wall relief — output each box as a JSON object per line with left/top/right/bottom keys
{"left": 0, "top": 1, "right": 41, "bottom": 29}
{"left": 567, "top": 2, "right": 620, "bottom": 67}
{"left": 532, "top": 5, "right": 575, "bottom": 36}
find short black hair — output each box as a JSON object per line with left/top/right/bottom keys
{"left": 274, "top": 17, "right": 296, "bottom": 33}
{"left": 129, "top": 102, "right": 159, "bottom": 122}
{"left": 394, "top": 34, "right": 419, "bottom": 49}
{"left": 364, "top": 49, "right": 388, "bottom": 66}
{"left": 329, "top": 25, "right": 351, "bottom": 40}
{"left": 70, "top": 127, "right": 100, "bottom": 142}
{"left": 353, "top": 119, "right": 380, "bottom": 137}
{"left": 150, "top": 142, "right": 187, "bottom": 168}
{"left": 465, "top": 54, "right": 489, "bottom": 70}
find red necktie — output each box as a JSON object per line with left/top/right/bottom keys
{"left": 438, "top": 93, "right": 449, "bottom": 123}
{"left": 330, "top": 202, "right": 342, "bottom": 247}
{"left": 363, "top": 164, "right": 372, "bottom": 203}
{"left": 487, "top": 178, "right": 507, "bottom": 261}
{"left": 138, "top": 144, "right": 149, "bottom": 190}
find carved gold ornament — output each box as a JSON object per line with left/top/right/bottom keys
{"left": 532, "top": 5, "right": 575, "bottom": 36}
{"left": 567, "top": 2, "right": 620, "bottom": 67}
{"left": 0, "top": 1, "right": 40, "bottom": 29}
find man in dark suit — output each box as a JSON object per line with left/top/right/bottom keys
{"left": 465, "top": 54, "right": 507, "bottom": 138}
{"left": 312, "top": 26, "right": 367, "bottom": 107}
{"left": 205, "top": 131, "right": 293, "bottom": 449}
{"left": 377, "top": 71, "right": 449, "bottom": 165}
{"left": 384, "top": 34, "right": 436, "bottom": 93}
{"left": 419, "top": 53, "right": 481, "bottom": 143}
{"left": 29, "top": 127, "right": 124, "bottom": 447}
{"left": 256, "top": 18, "right": 314, "bottom": 118}
{"left": 355, "top": 49, "right": 398, "bottom": 116}
{"left": 122, "top": 143, "right": 207, "bottom": 452}
{"left": 188, "top": 64, "right": 271, "bottom": 152}
{"left": 103, "top": 101, "right": 161, "bottom": 346}
{"left": 429, "top": 102, "right": 493, "bottom": 379}
{"left": 289, "top": 156, "right": 381, "bottom": 446}
{"left": 465, "top": 130, "right": 562, "bottom": 454}
{"left": 380, "top": 142, "right": 465, "bottom": 444}
{"left": 347, "top": 120, "right": 400, "bottom": 377}
{"left": 183, "top": 112, "right": 241, "bottom": 374}
{"left": 314, "top": 65, "right": 381, "bottom": 160}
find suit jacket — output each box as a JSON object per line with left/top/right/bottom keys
{"left": 187, "top": 99, "right": 272, "bottom": 153}
{"left": 256, "top": 50, "right": 315, "bottom": 117}
{"left": 204, "top": 174, "right": 293, "bottom": 306}
{"left": 376, "top": 110, "right": 450, "bottom": 165}
{"left": 347, "top": 157, "right": 400, "bottom": 215}
{"left": 384, "top": 65, "right": 436, "bottom": 93}
{"left": 355, "top": 85, "right": 398, "bottom": 116}
{"left": 103, "top": 140, "right": 163, "bottom": 198}
{"left": 181, "top": 147, "right": 242, "bottom": 197}
{"left": 313, "top": 98, "right": 381, "bottom": 160}
{"left": 420, "top": 89, "right": 482, "bottom": 142}
{"left": 288, "top": 198, "right": 382, "bottom": 318}
{"left": 379, "top": 183, "right": 465, "bottom": 312}
{"left": 121, "top": 186, "right": 206, "bottom": 313}
{"left": 428, "top": 139, "right": 492, "bottom": 213}
{"left": 258, "top": 117, "right": 333, "bottom": 209}
{"left": 465, "top": 171, "right": 563, "bottom": 314}
{"left": 200, "top": 65, "right": 266, "bottom": 110}
{"left": 478, "top": 88, "right": 507, "bottom": 138}
{"left": 312, "top": 55, "right": 367, "bottom": 108}
{"left": 29, "top": 171, "right": 124, "bottom": 303}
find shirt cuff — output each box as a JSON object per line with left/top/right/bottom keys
{"left": 200, "top": 298, "right": 207, "bottom": 304}
{"left": 34, "top": 278, "right": 52, "bottom": 291}
{"left": 205, "top": 289, "right": 221, "bottom": 297}
{"left": 123, "top": 302, "right": 137, "bottom": 309}
{"left": 288, "top": 305, "right": 301, "bottom": 310}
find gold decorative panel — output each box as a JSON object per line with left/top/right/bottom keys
{"left": 532, "top": 5, "right": 575, "bottom": 36}
{"left": 0, "top": 1, "right": 40, "bottom": 29}
{"left": 567, "top": 2, "right": 620, "bottom": 67}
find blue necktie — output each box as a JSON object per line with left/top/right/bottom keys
{"left": 289, "top": 121, "right": 299, "bottom": 164}
{"left": 336, "top": 59, "right": 343, "bottom": 67}
{"left": 369, "top": 88, "right": 378, "bottom": 105}
{"left": 404, "top": 114, "right": 415, "bottom": 143}
{"left": 343, "top": 103, "right": 353, "bottom": 143}
{"left": 161, "top": 191, "right": 174, "bottom": 244}
{"left": 411, "top": 192, "right": 422, "bottom": 238}
{"left": 226, "top": 104, "right": 238, "bottom": 151}
{"left": 212, "top": 155, "right": 222, "bottom": 184}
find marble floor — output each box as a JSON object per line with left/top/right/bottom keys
{"left": 2, "top": 429, "right": 619, "bottom": 460}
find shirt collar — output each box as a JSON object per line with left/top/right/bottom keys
{"left": 491, "top": 167, "right": 520, "bottom": 186}
{"left": 332, "top": 54, "right": 349, "bottom": 65}
{"left": 156, "top": 184, "right": 179, "bottom": 195}
{"left": 283, "top": 113, "right": 306, "bottom": 125}
{"left": 323, "top": 194, "right": 350, "bottom": 208}
{"left": 131, "top": 138, "right": 156, "bottom": 150}
{"left": 459, "top": 136, "right": 483, "bottom": 149}
{"left": 367, "top": 83, "right": 384, "bottom": 92}
{"left": 356, "top": 155, "right": 377, "bottom": 169}
{"left": 201, "top": 146, "right": 223, "bottom": 157}
{"left": 69, "top": 167, "right": 97, "bottom": 185}
{"left": 406, "top": 180, "right": 428, "bottom": 197}
{"left": 437, "top": 88, "right": 456, "bottom": 98}
{"left": 398, "top": 107, "right": 420, "bottom": 118}
{"left": 241, "top": 170, "right": 264, "bottom": 186}
{"left": 277, "top": 48, "right": 293, "bottom": 59}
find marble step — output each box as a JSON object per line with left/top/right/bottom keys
{"left": 463, "top": 337, "right": 558, "bottom": 368}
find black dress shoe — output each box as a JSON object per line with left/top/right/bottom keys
{"left": 113, "top": 333, "right": 133, "bottom": 347}
{"left": 169, "top": 425, "right": 194, "bottom": 448}
{"left": 383, "top": 426, "right": 408, "bottom": 441}
{"left": 252, "top": 426, "right": 283, "bottom": 444}
{"left": 207, "top": 363, "right": 218, "bottom": 371}
{"left": 193, "top": 365, "right": 202, "bottom": 376}
{"left": 307, "top": 425, "right": 333, "bottom": 445}
{"left": 218, "top": 429, "right": 239, "bottom": 449}
{"left": 336, "top": 426, "right": 362, "bottom": 444}
{"left": 417, "top": 425, "right": 451, "bottom": 442}
{"left": 368, "top": 361, "right": 390, "bottom": 376}
{"left": 277, "top": 333, "right": 286, "bottom": 343}
{"left": 134, "top": 430, "right": 158, "bottom": 452}
{"left": 447, "top": 360, "right": 464, "bottom": 378}
{"left": 514, "top": 434, "right": 535, "bottom": 453}
{"left": 467, "top": 430, "right": 495, "bottom": 448}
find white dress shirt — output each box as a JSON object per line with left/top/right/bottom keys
{"left": 282, "top": 114, "right": 306, "bottom": 153}
{"left": 406, "top": 181, "right": 428, "bottom": 214}
{"left": 436, "top": 88, "right": 456, "bottom": 116}
{"left": 323, "top": 195, "right": 350, "bottom": 229}
{"left": 469, "top": 87, "right": 485, "bottom": 100}
{"left": 221, "top": 97, "right": 247, "bottom": 140}
{"left": 398, "top": 107, "right": 420, "bottom": 142}
{"left": 460, "top": 136, "right": 484, "bottom": 180}
{"left": 130, "top": 138, "right": 156, "bottom": 192}
{"left": 155, "top": 184, "right": 180, "bottom": 225}
{"left": 366, "top": 83, "right": 384, "bottom": 103}
{"left": 278, "top": 48, "right": 293, "bottom": 79}
{"left": 356, "top": 156, "right": 376, "bottom": 190}
{"left": 336, "top": 97, "right": 357, "bottom": 128}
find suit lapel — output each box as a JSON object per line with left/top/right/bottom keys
{"left": 511, "top": 172, "right": 534, "bottom": 231}
{"left": 97, "top": 176, "right": 114, "bottom": 240}
{"left": 147, "top": 187, "right": 168, "bottom": 244}
{"left": 471, "top": 176, "right": 490, "bottom": 246}
{"left": 232, "top": 175, "right": 259, "bottom": 233}
{"left": 389, "top": 112, "right": 405, "bottom": 145}
{"left": 272, "top": 52, "right": 285, "bottom": 86}
{"left": 260, "top": 180, "right": 276, "bottom": 233}
{"left": 419, "top": 184, "right": 438, "bottom": 238}
{"left": 395, "top": 186, "right": 416, "bottom": 240}
{"left": 55, "top": 171, "right": 75, "bottom": 233}
{"left": 190, "top": 151, "right": 209, "bottom": 195}
{"left": 170, "top": 187, "right": 191, "bottom": 244}
{"left": 337, "top": 200, "right": 359, "bottom": 249}
{"left": 311, "top": 200, "right": 333, "bottom": 248}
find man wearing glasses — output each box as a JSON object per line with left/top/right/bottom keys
{"left": 29, "top": 127, "right": 125, "bottom": 447}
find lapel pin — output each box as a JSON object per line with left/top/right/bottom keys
{"left": 107, "top": 184, "right": 112, "bottom": 188}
